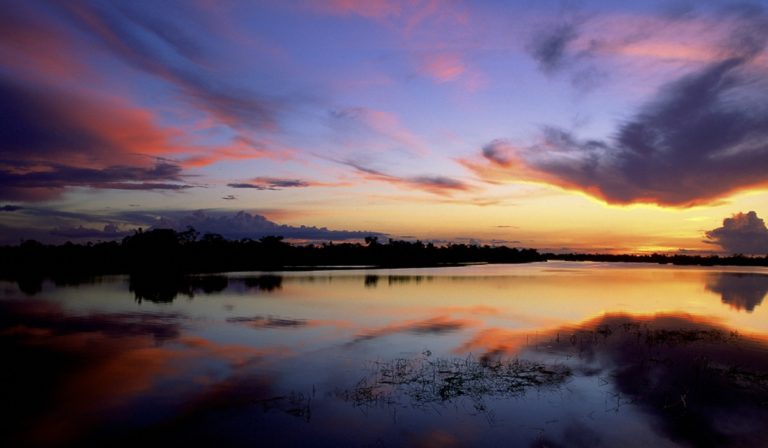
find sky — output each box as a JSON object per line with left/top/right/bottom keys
{"left": 1, "top": 0, "right": 768, "bottom": 254}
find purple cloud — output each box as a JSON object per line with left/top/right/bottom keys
{"left": 50, "top": 224, "right": 130, "bottom": 240}
{"left": 150, "top": 210, "right": 384, "bottom": 241}
{"left": 0, "top": 162, "right": 194, "bottom": 201}
{"left": 227, "top": 178, "right": 310, "bottom": 190}
{"left": 479, "top": 20, "right": 768, "bottom": 206}
{"left": 343, "top": 161, "right": 472, "bottom": 196}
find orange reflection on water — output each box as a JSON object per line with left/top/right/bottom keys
{"left": 1, "top": 299, "right": 283, "bottom": 447}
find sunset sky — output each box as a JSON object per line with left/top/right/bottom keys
{"left": 1, "top": 0, "right": 768, "bottom": 253}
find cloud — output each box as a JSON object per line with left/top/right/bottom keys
{"left": 418, "top": 52, "right": 466, "bottom": 82}
{"left": 0, "top": 2, "right": 292, "bottom": 189}
{"left": 0, "top": 73, "right": 200, "bottom": 200}
{"left": 527, "top": 22, "right": 579, "bottom": 74}
{"left": 150, "top": 210, "right": 384, "bottom": 241}
{"left": 222, "top": 195, "right": 237, "bottom": 200}
{"left": 0, "top": 161, "right": 194, "bottom": 201}
{"left": 0, "top": 75, "right": 181, "bottom": 165}
{"left": 480, "top": 139, "right": 517, "bottom": 166}
{"left": 227, "top": 177, "right": 310, "bottom": 190}
{"left": 705, "top": 211, "right": 768, "bottom": 254}
{"left": 471, "top": 20, "right": 768, "bottom": 206}
{"left": 329, "top": 107, "right": 430, "bottom": 156}
{"left": 343, "top": 160, "right": 472, "bottom": 196}
{"left": 307, "top": 0, "right": 403, "bottom": 19}
{"left": 54, "top": 1, "right": 286, "bottom": 131}
{"left": 1, "top": 205, "right": 22, "bottom": 212}
{"left": 49, "top": 224, "right": 130, "bottom": 240}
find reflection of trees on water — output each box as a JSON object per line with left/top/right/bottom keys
{"left": 129, "top": 274, "right": 230, "bottom": 303}
{"left": 362, "top": 275, "right": 434, "bottom": 289}
{"left": 243, "top": 275, "right": 282, "bottom": 292}
{"left": 364, "top": 275, "right": 379, "bottom": 288}
{"left": 706, "top": 272, "right": 768, "bottom": 312}
{"left": 14, "top": 274, "right": 103, "bottom": 296}
{"left": 129, "top": 274, "right": 283, "bottom": 303}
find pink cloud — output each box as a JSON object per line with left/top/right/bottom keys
{"left": 309, "top": 0, "right": 402, "bottom": 18}
{"left": 419, "top": 52, "right": 466, "bottom": 82}
{"left": 330, "top": 107, "right": 430, "bottom": 156}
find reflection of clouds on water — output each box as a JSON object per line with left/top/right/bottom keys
{"left": 227, "top": 315, "right": 307, "bottom": 328}
{"left": 351, "top": 316, "right": 477, "bottom": 344}
{"left": 514, "top": 314, "right": 768, "bottom": 448}
{"left": 706, "top": 273, "right": 768, "bottom": 312}
{"left": 0, "top": 299, "right": 278, "bottom": 447}
{"left": 449, "top": 312, "right": 768, "bottom": 446}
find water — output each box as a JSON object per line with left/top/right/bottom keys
{"left": 3, "top": 262, "right": 768, "bottom": 447}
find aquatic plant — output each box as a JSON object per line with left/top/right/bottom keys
{"left": 338, "top": 352, "right": 571, "bottom": 411}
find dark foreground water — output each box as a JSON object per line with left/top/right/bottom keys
{"left": 3, "top": 262, "right": 768, "bottom": 447}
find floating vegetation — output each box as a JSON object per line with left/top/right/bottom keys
{"left": 338, "top": 352, "right": 571, "bottom": 411}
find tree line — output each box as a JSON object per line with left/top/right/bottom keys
{"left": 0, "top": 227, "right": 544, "bottom": 278}
{"left": 1, "top": 227, "right": 766, "bottom": 281}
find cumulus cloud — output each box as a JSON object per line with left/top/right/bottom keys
{"left": 0, "top": 207, "right": 385, "bottom": 244}
{"left": 150, "top": 210, "right": 384, "bottom": 241}
{"left": 472, "top": 8, "right": 768, "bottom": 206}
{"left": 705, "top": 211, "right": 768, "bottom": 254}
{"left": 50, "top": 224, "right": 130, "bottom": 240}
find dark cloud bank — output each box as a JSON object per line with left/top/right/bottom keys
{"left": 0, "top": 209, "right": 383, "bottom": 244}
{"left": 149, "top": 210, "right": 383, "bottom": 241}
{"left": 492, "top": 5, "right": 768, "bottom": 207}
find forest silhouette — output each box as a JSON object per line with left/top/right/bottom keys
{"left": 1, "top": 228, "right": 766, "bottom": 287}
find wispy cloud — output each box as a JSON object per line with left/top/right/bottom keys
{"left": 0, "top": 161, "right": 194, "bottom": 201}
{"left": 418, "top": 52, "right": 466, "bottom": 82}
{"left": 54, "top": 1, "right": 288, "bottom": 131}
{"left": 227, "top": 178, "right": 309, "bottom": 190}
{"left": 329, "top": 107, "right": 430, "bottom": 156}
{"left": 306, "top": 0, "right": 403, "bottom": 19}
{"left": 343, "top": 161, "right": 473, "bottom": 196}
{"left": 227, "top": 176, "right": 349, "bottom": 190}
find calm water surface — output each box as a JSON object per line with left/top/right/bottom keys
{"left": 3, "top": 262, "right": 768, "bottom": 447}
